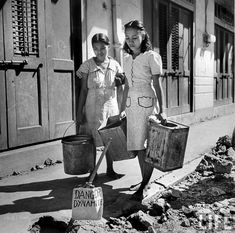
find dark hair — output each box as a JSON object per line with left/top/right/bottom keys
{"left": 91, "top": 33, "right": 110, "bottom": 45}
{"left": 123, "top": 20, "right": 152, "bottom": 55}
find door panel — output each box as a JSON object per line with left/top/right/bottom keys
{"left": 47, "top": 0, "right": 75, "bottom": 139}
{"left": 0, "top": 6, "right": 7, "bottom": 150}
{"left": 3, "top": 0, "right": 49, "bottom": 147}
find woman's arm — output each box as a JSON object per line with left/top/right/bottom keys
{"left": 152, "top": 74, "right": 166, "bottom": 121}
{"left": 77, "top": 73, "right": 88, "bottom": 124}
{"left": 117, "top": 84, "right": 124, "bottom": 111}
{"left": 119, "top": 76, "right": 129, "bottom": 116}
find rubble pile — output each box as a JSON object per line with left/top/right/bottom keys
{"left": 35, "top": 135, "right": 235, "bottom": 233}
{"left": 97, "top": 135, "right": 235, "bottom": 232}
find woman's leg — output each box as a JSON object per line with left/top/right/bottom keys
{"left": 132, "top": 149, "right": 154, "bottom": 201}
{"left": 106, "top": 151, "right": 123, "bottom": 179}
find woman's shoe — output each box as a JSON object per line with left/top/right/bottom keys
{"left": 106, "top": 170, "right": 124, "bottom": 179}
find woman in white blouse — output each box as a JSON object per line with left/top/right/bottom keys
{"left": 76, "top": 33, "right": 124, "bottom": 179}
{"left": 120, "top": 20, "right": 167, "bottom": 200}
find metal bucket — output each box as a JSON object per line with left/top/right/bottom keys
{"left": 61, "top": 135, "right": 96, "bottom": 175}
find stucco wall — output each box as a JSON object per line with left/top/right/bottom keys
{"left": 83, "top": 0, "right": 113, "bottom": 60}
{"left": 82, "top": 0, "right": 143, "bottom": 62}
{"left": 194, "top": 0, "right": 215, "bottom": 110}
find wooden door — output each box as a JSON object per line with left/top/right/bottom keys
{"left": 0, "top": 3, "right": 7, "bottom": 150}
{"left": 46, "top": 0, "right": 76, "bottom": 139}
{"left": 2, "top": 0, "right": 49, "bottom": 147}
{"left": 158, "top": 2, "right": 192, "bottom": 116}
{"left": 214, "top": 25, "right": 234, "bottom": 105}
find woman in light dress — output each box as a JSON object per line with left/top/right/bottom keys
{"left": 76, "top": 33, "right": 124, "bottom": 179}
{"left": 120, "top": 20, "right": 167, "bottom": 200}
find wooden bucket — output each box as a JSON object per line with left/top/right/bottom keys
{"left": 99, "top": 116, "right": 135, "bottom": 161}
{"left": 145, "top": 119, "right": 189, "bottom": 172}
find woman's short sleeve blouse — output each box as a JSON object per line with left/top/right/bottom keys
{"left": 76, "top": 60, "right": 90, "bottom": 79}
{"left": 148, "top": 51, "right": 163, "bottom": 75}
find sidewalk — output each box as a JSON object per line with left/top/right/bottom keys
{"left": 0, "top": 113, "right": 234, "bottom": 233}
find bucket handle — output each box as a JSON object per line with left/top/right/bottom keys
{"left": 63, "top": 121, "right": 79, "bottom": 138}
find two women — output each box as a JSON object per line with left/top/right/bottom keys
{"left": 77, "top": 20, "right": 166, "bottom": 200}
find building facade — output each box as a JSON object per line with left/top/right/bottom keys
{"left": 0, "top": 0, "right": 234, "bottom": 176}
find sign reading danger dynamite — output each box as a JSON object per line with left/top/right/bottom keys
{"left": 72, "top": 187, "right": 103, "bottom": 220}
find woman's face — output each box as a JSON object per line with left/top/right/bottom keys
{"left": 92, "top": 42, "right": 109, "bottom": 62}
{"left": 125, "top": 28, "right": 143, "bottom": 53}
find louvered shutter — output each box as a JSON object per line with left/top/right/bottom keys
{"left": 11, "top": 0, "right": 39, "bottom": 56}
{"left": 159, "top": 2, "right": 168, "bottom": 70}
{"left": 171, "top": 6, "right": 179, "bottom": 71}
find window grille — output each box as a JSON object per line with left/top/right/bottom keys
{"left": 11, "top": 0, "right": 39, "bottom": 56}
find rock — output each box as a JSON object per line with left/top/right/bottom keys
{"left": 181, "top": 219, "right": 191, "bottom": 227}
{"left": 206, "top": 187, "right": 226, "bottom": 197}
{"left": 149, "top": 198, "right": 168, "bottom": 216}
{"left": 108, "top": 216, "right": 132, "bottom": 230}
{"left": 56, "top": 159, "right": 63, "bottom": 164}
{"left": 182, "top": 206, "right": 195, "bottom": 217}
{"left": 216, "top": 135, "right": 232, "bottom": 149}
{"left": 228, "top": 198, "right": 235, "bottom": 206}
{"left": 219, "top": 199, "right": 229, "bottom": 207}
{"left": 127, "top": 210, "right": 155, "bottom": 231}
{"left": 230, "top": 206, "right": 235, "bottom": 214}
{"left": 44, "top": 158, "right": 53, "bottom": 166}
{"left": 29, "top": 224, "right": 41, "bottom": 233}
{"left": 170, "top": 188, "right": 181, "bottom": 198}
{"left": 31, "top": 167, "right": 37, "bottom": 171}
{"left": 12, "top": 171, "right": 21, "bottom": 176}
{"left": 121, "top": 200, "right": 148, "bottom": 216}
{"left": 196, "top": 208, "right": 213, "bottom": 219}
{"left": 227, "top": 147, "right": 235, "bottom": 164}
{"left": 213, "top": 159, "right": 233, "bottom": 174}
{"left": 35, "top": 164, "right": 44, "bottom": 170}
{"left": 29, "top": 216, "right": 67, "bottom": 233}
{"left": 219, "top": 208, "right": 230, "bottom": 217}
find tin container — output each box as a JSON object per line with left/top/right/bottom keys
{"left": 99, "top": 116, "right": 135, "bottom": 161}
{"left": 145, "top": 119, "right": 189, "bottom": 172}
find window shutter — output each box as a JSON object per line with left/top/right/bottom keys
{"left": 159, "top": 2, "right": 168, "bottom": 70}
{"left": 171, "top": 6, "right": 179, "bottom": 70}
{"left": 11, "top": 0, "right": 39, "bottom": 56}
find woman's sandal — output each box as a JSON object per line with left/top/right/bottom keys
{"left": 129, "top": 182, "right": 141, "bottom": 191}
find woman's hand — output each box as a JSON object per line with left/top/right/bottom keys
{"left": 156, "top": 112, "right": 167, "bottom": 125}
{"left": 115, "top": 72, "right": 125, "bottom": 86}
{"left": 119, "top": 111, "right": 126, "bottom": 120}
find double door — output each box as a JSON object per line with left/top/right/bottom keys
{"left": 0, "top": 0, "right": 76, "bottom": 150}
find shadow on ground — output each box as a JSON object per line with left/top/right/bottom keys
{"left": 0, "top": 173, "right": 131, "bottom": 218}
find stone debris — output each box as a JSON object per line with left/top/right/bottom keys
{"left": 11, "top": 158, "right": 60, "bottom": 177}
{"left": 29, "top": 135, "right": 235, "bottom": 232}
{"left": 127, "top": 210, "right": 155, "bottom": 231}
{"left": 44, "top": 158, "right": 54, "bottom": 166}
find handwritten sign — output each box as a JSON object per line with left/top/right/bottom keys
{"left": 72, "top": 187, "right": 103, "bottom": 220}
